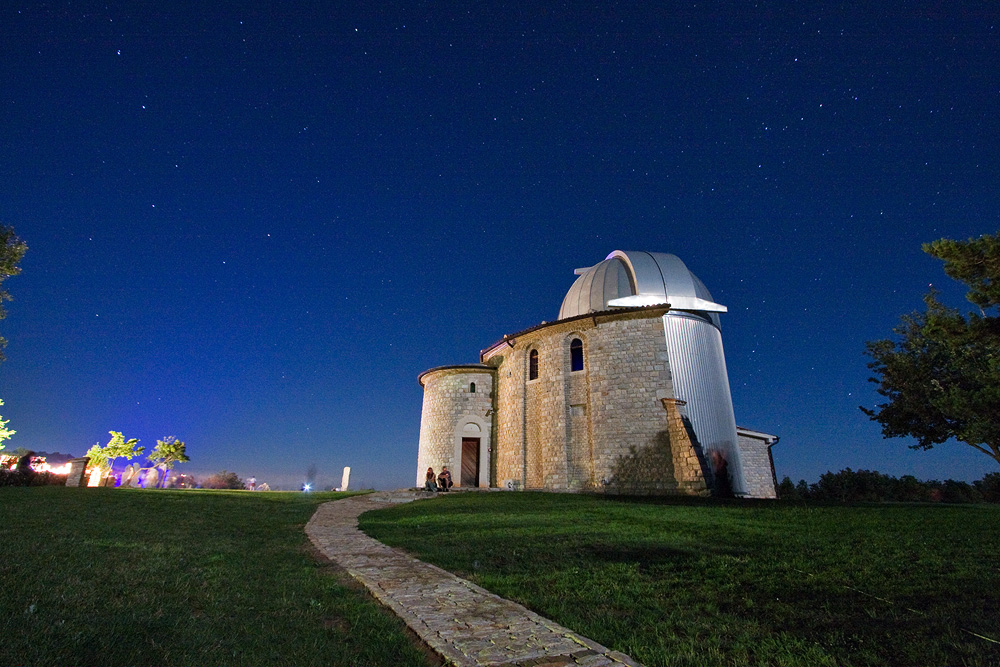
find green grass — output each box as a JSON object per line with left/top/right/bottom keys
{"left": 0, "top": 487, "right": 431, "bottom": 667}
{"left": 360, "top": 492, "right": 1000, "bottom": 667}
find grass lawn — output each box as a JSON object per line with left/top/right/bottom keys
{"left": 0, "top": 487, "right": 431, "bottom": 667}
{"left": 360, "top": 492, "right": 1000, "bottom": 667}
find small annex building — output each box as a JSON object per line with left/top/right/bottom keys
{"left": 416, "top": 250, "right": 779, "bottom": 498}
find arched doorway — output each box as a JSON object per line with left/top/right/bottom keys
{"left": 454, "top": 419, "right": 490, "bottom": 488}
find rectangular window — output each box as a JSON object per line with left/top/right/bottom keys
{"left": 570, "top": 338, "right": 584, "bottom": 372}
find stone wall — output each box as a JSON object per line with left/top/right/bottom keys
{"left": 417, "top": 307, "right": 777, "bottom": 498}
{"left": 64, "top": 457, "right": 89, "bottom": 487}
{"left": 416, "top": 367, "right": 495, "bottom": 488}
{"left": 484, "top": 308, "right": 708, "bottom": 495}
{"left": 736, "top": 430, "right": 778, "bottom": 498}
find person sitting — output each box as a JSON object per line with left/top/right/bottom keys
{"left": 437, "top": 466, "right": 453, "bottom": 491}
{"left": 424, "top": 467, "right": 438, "bottom": 492}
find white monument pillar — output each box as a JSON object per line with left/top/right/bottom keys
{"left": 341, "top": 466, "right": 351, "bottom": 492}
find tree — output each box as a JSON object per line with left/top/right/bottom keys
{"left": 0, "top": 225, "right": 28, "bottom": 363}
{"left": 975, "top": 472, "right": 1000, "bottom": 503}
{"left": 84, "top": 431, "right": 144, "bottom": 473}
{"left": 146, "top": 436, "right": 189, "bottom": 488}
{"left": 776, "top": 476, "right": 800, "bottom": 500}
{"left": 924, "top": 234, "right": 1000, "bottom": 314}
{"left": 0, "top": 399, "right": 14, "bottom": 452}
{"left": 862, "top": 232, "right": 1000, "bottom": 467}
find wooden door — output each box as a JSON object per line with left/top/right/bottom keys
{"left": 461, "top": 438, "right": 480, "bottom": 487}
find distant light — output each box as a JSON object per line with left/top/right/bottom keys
{"left": 302, "top": 483, "right": 312, "bottom": 492}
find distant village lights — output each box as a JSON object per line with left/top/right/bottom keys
{"left": 0, "top": 454, "right": 72, "bottom": 475}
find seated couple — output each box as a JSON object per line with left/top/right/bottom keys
{"left": 424, "top": 466, "right": 453, "bottom": 492}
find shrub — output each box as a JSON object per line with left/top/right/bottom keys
{"left": 37, "top": 472, "right": 68, "bottom": 486}
{"left": 201, "top": 470, "right": 244, "bottom": 490}
{"left": 0, "top": 469, "right": 65, "bottom": 487}
{"left": 0, "top": 468, "right": 32, "bottom": 486}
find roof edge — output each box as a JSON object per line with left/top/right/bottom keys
{"left": 479, "top": 304, "right": 670, "bottom": 361}
{"left": 736, "top": 426, "right": 779, "bottom": 445}
{"left": 418, "top": 364, "right": 495, "bottom": 387}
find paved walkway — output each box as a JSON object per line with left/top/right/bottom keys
{"left": 305, "top": 490, "right": 643, "bottom": 667}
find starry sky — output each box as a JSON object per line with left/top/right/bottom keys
{"left": 1, "top": 2, "right": 997, "bottom": 490}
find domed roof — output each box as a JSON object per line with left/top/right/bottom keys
{"left": 557, "top": 250, "right": 727, "bottom": 326}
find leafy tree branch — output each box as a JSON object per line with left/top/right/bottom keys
{"left": 863, "top": 232, "right": 1000, "bottom": 467}
{"left": 84, "top": 431, "right": 144, "bottom": 472}
{"left": 0, "top": 399, "right": 14, "bottom": 452}
{"left": 147, "top": 436, "right": 190, "bottom": 488}
{"left": 0, "top": 225, "right": 27, "bottom": 362}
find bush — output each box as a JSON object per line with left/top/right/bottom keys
{"left": 0, "top": 468, "right": 32, "bottom": 486}
{"left": 0, "top": 469, "right": 66, "bottom": 487}
{"left": 201, "top": 470, "right": 244, "bottom": 490}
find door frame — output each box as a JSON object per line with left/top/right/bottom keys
{"left": 453, "top": 416, "right": 490, "bottom": 488}
{"left": 461, "top": 437, "right": 481, "bottom": 487}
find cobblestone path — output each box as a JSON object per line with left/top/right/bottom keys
{"left": 305, "top": 491, "right": 643, "bottom": 667}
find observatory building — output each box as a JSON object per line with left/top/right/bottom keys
{"left": 416, "top": 250, "right": 778, "bottom": 498}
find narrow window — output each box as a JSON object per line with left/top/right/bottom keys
{"left": 529, "top": 349, "right": 539, "bottom": 380}
{"left": 470, "top": 382, "right": 476, "bottom": 393}
{"left": 570, "top": 338, "right": 584, "bottom": 372}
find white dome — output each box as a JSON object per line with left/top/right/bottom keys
{"left": 558, "top": 250, "right": 726, "bottom": 326}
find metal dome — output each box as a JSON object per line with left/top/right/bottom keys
{"left": 557, "top": 250, "right": 727, "bottom": 325}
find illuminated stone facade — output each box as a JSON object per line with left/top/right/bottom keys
{"left": 483, "top": 308, "right": 707, "bottom": 494}
{"left": 417, "top": 307, "right": 713, "bottom": 495}
{"left": 415, "top": 250, "right": 779, "bottom": 498}
{"left": 416, "top": 367, "right": 494, "bottom": 489}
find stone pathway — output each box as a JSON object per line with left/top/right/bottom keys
{"left": 305, "top": 490, "right": 643, "bottom": 667}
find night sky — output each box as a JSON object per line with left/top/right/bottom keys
{"left": 1, "top": 2, "right": 997, "bottom": 490}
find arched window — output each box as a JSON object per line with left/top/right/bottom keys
{"left": 529, "top": 349, "right": 539, "bottom": 380}
{"left": 470, "top": 382, "right": 476, "bottom": 393}
{"left": 570, "top": 338, "right": 584, "bottom": 372}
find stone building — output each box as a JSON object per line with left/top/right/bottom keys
{"left": 416, "top": 250, "right": 779, "bottom": 498}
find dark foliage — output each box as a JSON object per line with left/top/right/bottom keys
{"left": 863, "top": 232, "right": 1000, "bottom": 466}
{"left": 0, "top": 224, "right": 27, "bottom": 361}
{"left": 0, "top": 468, "right": 67, "bottom": 487}
{"left": 975, "top": 472, "right": 1000, "bottom": 502}
{"left": 201, "top": 470, "right": 244, "bottom": 490}
{"left": 777, "top": 468, "right": 996, "bottom": 503}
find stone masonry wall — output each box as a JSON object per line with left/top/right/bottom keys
{"left": 563, "top": 337, "right": 592, "bottom": 491}
{"left": 484, "top": 309, "right": 708, "bottom": 495}
{"left": 736, "top": 433, "right": 777, "bottom": 498}
{"left": 64, "top": 457, "right": 89, "bottom": 487}
{"left": 489, "top": 344, "right": 523, "bottom": 489}
{"left": 416, "top": 368, "right": 494, "bottom": 487}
